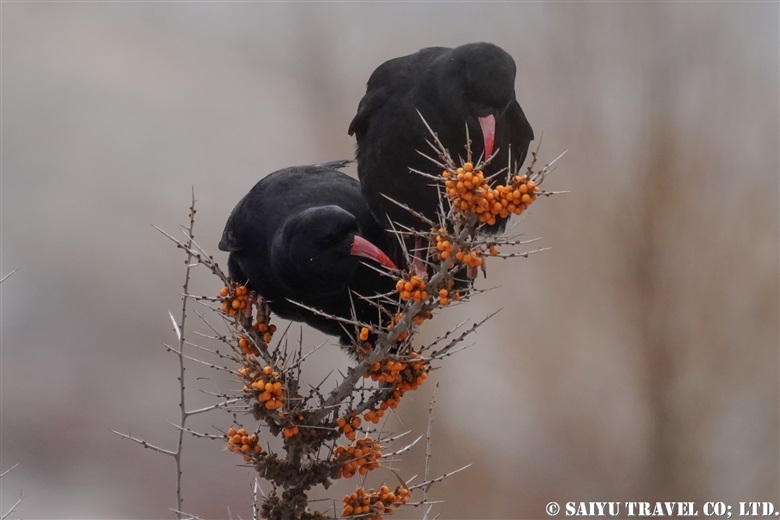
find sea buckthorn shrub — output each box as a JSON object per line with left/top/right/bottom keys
{"left": 154, "top": 127, "right": 560, "bottom": 520}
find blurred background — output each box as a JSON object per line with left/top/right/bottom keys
{"left": 1, "top": 3, "right": 777, "bottom": 518}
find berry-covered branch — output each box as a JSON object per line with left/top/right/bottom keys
{"left": 134, "top": 121, "right": 563, "bottom": 520}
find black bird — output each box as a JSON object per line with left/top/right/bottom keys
{"left": 348, "top": 42, "right": 534, "bottom": 232}
{"left": 219, "top": 162, "right": 399, "bottom": 346}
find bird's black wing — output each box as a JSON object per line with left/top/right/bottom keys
{"left": 348, "top": 47, "right": 449, "bottom": 138}
{"left": 218, "top": 195, "right": 251, "bottom": 253}
{"left": 502, "top": 99, "right": 535, "bottom": 168}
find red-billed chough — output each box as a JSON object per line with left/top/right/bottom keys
{"left": 348, "top": 42, "right": 534, "bottom": 232}
{"left": 218, "top": 162, "right": 399, "bottom": 347}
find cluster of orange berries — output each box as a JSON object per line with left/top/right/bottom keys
{"left": 434, "top": 233, "right": 455, "bottom": 260}
{"left": 433, "top": 228, "right": 484, "bottom": 268}
{"left": 386, "top": 313, "right": 409, "bottom": 342}
{"left": 395, "top": 275, "right": 428, "bottom": 302}
{"left": 441, "top": 163, "right": 541, "bottom": 224}
{"left": 437, "top": 288, "right": 460, "bottom": 306}
{"left": 396, "top": 353, "right": 428, "bottom": 393}
{"left": 282, "top": 423, "right": 300, "bottom": 438}
{"left": 385, "top": 311, "right": 432, "bottom": 342}
{"left": 491, "top": 174, "right": 540, "bottom": 220}
{"left": 364, "top": 353, "right": 427, "bottom": 387}
{"left": 238, "top": 335, "right": 260, "bottom": 357}
{"left": 332, "top": 437, "right": 382, "bottom": 479}
{"left": 219, "top": 285, "right": 248, "bottom": 316}
{"left": 226, "top": 426, "right": 262, "bottom": 462}
{"left": 239, "top": 365, "right": 285, "bottom": 411}
{"left": 362, "top": 353, "right": 428, "bottom": 423}
{"left": 362, "top": 389, "right": 399, "bottom": 424}
{"left": 252, "top": 321, "right": 276, "bottom": 345}
{"left": 341, "top": 486, "right": 410, "bottom": 519}
{"left": 336, "top": 414, "right": 361, "bottom": 441}
{"left": 454, "top": 247, "right": 484, "bottom": 268}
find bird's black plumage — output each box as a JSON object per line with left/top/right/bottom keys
{"left": 219, "top": 163, "right": 399, "bottom": 346}
{"left": 349, "top": 42, "right": 534, "bottom": 231}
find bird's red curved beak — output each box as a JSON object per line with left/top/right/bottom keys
{"left": 478, "top": 114, "right": 496, "bottom": 159}
{"left": 350, "top": 235, "right": 397, "bottom": 269}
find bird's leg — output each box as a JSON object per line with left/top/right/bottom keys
{"left": 255, "top": 293, "right": 271, "bottom": 325}
{"left": 243, "top": 290, "right": 257, "bottom": 318}
{"left": 411, "top": 236, "right": 428, "bottom": 280}
{"left": 468, "top": 244, "right": 487, "bottom": 279}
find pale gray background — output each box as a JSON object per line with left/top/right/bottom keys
{"left": 1, "top": 2, "right": 778, "bottom": 519}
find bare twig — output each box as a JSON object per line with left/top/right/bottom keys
{"left": 0, "top": 491, "right": 24, "bottom": 520}
{"left": 0, "top": 269, "right": 17, "bottom": 285}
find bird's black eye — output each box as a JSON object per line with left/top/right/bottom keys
{"left": 317, "top": 230, "right": 348, "bottom": 249}
{"left": 317, "top": 235, "right": 337, "bottom": 248}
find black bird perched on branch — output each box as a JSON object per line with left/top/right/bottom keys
{"left": 349, "top": 42, "right": 534, "bottom": 232}
{"left": 218, "top": 162, "right": 399, "bottom": 346}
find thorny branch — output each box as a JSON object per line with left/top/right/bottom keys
{"left": 0, "top": 464, "right": 23, "bottom": 520}
{"left": 132, "top": 117, "right": 564, "bottom": 519}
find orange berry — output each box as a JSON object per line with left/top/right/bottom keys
{"left": 219, "top": 287, "right": 229, "bottom": 297}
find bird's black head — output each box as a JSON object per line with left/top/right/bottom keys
{"left": 450, "top": 42, "right": 517, "bottom": 118}
{"left": 271, "top": 206, "right": 395, "bottom": 298}
{"left": 433, "top": 43, "right": 517, "bottom": 158}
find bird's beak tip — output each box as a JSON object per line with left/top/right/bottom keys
{"left": 350, "top": 235, "right": 397, "bottom": 270}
